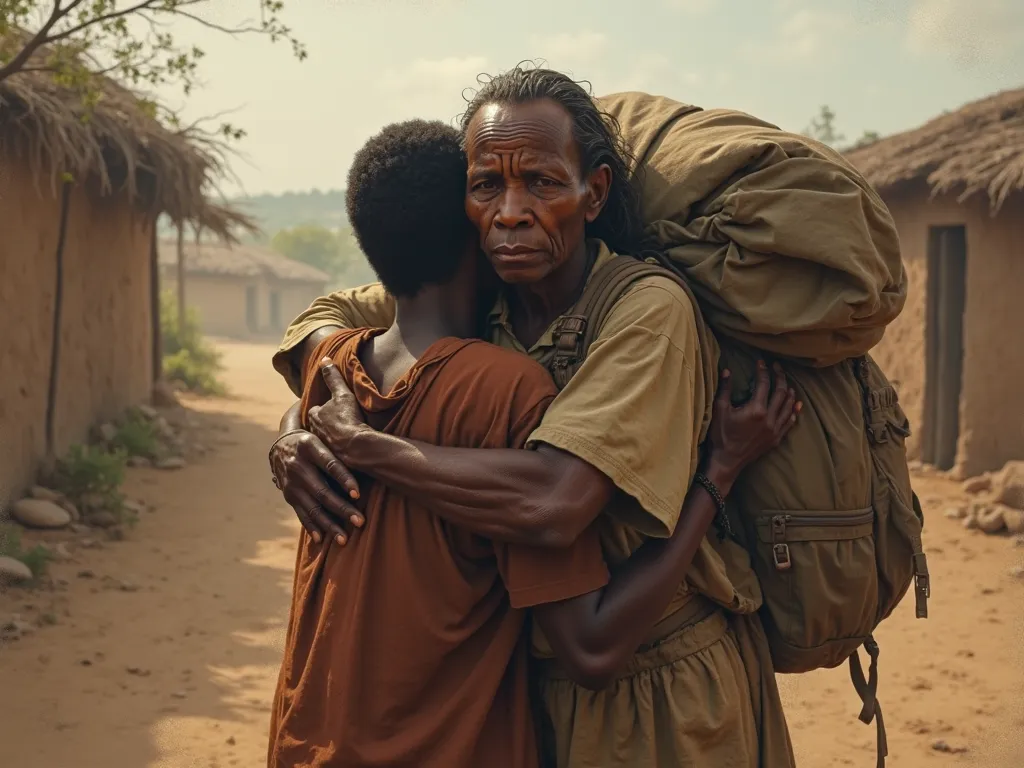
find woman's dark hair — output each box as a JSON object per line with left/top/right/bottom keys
{"left": 460, "top": 63, "right": 643, "bottom": 254}
{"left": 345, "top": 119, "right": 473, "bottom": 298}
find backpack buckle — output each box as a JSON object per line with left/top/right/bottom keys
{"left": 772, "top": 543, "right": 792, "bottom": 571}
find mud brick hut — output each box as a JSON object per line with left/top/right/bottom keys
{"left": 0, "top": 36, "right": 248, "bottom": 512}
{"left": 847, "top": 87, "right": 1024, "bottom": 477}
{"left": 158, "top": 239, "right": 329, "bottom": 339}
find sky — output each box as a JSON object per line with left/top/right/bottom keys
{"left": 149, "top": 0, "right": 1024, "bottom": 198}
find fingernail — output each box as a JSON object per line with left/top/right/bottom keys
{"left": 350, "top": 515, "right": 363, "bottom": 527}
{"left": 758, "top": 360, "right": 766, "bottom": 370}
{"left": 349, "top": 489, "right": 359, "bottom": 499}
{"left": 722, "top": 369, "right": 731, "bottom": 378}
{"left": 335, "top": 534, "right": 347, "bottom": 546}
{"left": 795, "top": 402, "right": 803, "bottom": 411}
{"left": 311, "top": 531, "right": 322, "bottom": 544}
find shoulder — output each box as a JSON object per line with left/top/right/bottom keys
{"left": 594, "top": 262, "right": 699, "bottom": 352}
{"left": 446, "top": 339, "right": 557, "bottom": 400}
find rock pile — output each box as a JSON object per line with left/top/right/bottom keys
{"left": 955, "top": 461, "right": 1024, "bottom": 536}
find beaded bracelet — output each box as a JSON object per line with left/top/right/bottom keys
{"left": 693, "top": 471, "right": 734, "bottom": 540}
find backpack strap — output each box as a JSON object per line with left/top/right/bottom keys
{"left": 546, "top": 251, "right": 698, "bottom": 389}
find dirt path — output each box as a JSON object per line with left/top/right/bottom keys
{"left": 1, "top": 339, "right": 1022, "bottom": 767}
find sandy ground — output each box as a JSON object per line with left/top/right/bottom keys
{"left": 1, "top": 339, "right": 1022, "bottom": 768}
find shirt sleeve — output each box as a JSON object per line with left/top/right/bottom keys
{"left": 272, "top": 282, "right": 396, "bottom": 396}
{"left": 527, "top": 277, "right": 713, "bottom": 539}
{"left": 495, "top": 527, "right": 610, "bottom": 609}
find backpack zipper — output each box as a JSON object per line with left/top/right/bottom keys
{"left": 770, "top": 511, "right": 876, "bottom": 571}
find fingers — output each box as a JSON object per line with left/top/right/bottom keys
{"left": 766, "top": 364, "right": 789, "bottom": 421}
{"left": 319, "top": 357, "right": 351, "bottom": 402}
{"left": 304, "top": 434, "right": 362, "bottom": 504}
{"left": 293, "top": 461, "right": 362, "bottom": 536}
{"left": 715, "top": 368, "right": 734, "bottom": 409}
{"left": 285, "top": 486, "right": 325, "bottom": 544}
{"left": 753, "top": 359, "right": 772, "bottom": 409}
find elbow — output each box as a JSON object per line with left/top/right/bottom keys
{"left": 562, "top": 652, "right": 618, "bottom": 691}
{"left": 521, "top": 492, "right": 590, "bottom": 549}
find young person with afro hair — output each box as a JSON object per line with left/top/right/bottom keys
{"left": 266, "top": 119, "right": 797, "bottom": 768}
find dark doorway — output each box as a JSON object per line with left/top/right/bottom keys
{"left": 246, "top": 285, "right": 259, "bottom": 333}
{"left": 922, "top": 226, "right": 967, "bottom": 470}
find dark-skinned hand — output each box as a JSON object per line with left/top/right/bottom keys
{"left": 705, "top": 359, "right": 801, "bottom": 489}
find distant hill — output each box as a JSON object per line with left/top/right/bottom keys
{"left": 158, "top": 188, "right": 349, "bottom": 242}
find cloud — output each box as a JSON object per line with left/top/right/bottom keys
{"left": 906, "top": 0, "right": 1024, "bottom": 72}
{"left": 378, "top": 55, "right": 488, "bottom": 93}
{"left": 741, "top": 2, "right": 862, "bottom": 64}
{"left": 525, "top": 30, "right": 610, "bottom": 76}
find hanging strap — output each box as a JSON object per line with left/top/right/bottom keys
{"left": 848, "top": 637, "right": 888, "bottom": 768}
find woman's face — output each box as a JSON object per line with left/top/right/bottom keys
{"left": 464, "top": 98, "right": 611, "bottom": 286}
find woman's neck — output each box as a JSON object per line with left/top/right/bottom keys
{"left": 509, "top": 241, "right": 595, "bottom": 348}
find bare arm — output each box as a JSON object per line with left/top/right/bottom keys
{"left": 341, "top": 429, "right": 614, "bottom": 548}
{"left": 530, "top": 363, "right": 799, "bottom": 690}
{"left": 532, "top": 463, "right": 726, "bottom": 689}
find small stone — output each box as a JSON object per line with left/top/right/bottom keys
{"left": 28, "top": 486, "right": 64, "bottom": 503}
{"left": 86, "top": 511, "right": 119, "bottom": 529}
{"left": 976, "top": 506, "right": 1006, "bottom": 534}
{"left": 57, "top": 499, "right": 81, "bottom": 521}
{"left": 126, "top": 666, "right": 151, "bottom": 676}
{"left": 1003, "top": 508, "right": 1024, "bottom": 535}
{"left": 226, "top": 736, "right": 236, "bottom": 746}
{"left": 154, "top": 457, "right": 186, "bottom": 471}
{"left": 137, "top": 404, "right": 158, "bottom": 420}
{"left": 962, "top": 475, "right": 992, "bottom": 495}
{"left": 10, "top": 499, "right": 72, "bottom": 529}
{"left": 79, "top": 538, "right": 102, "bottom": 549}
{"left": 69, "top": 523, "right": 90, "bottom": 534}
{"left": 121, "top": 500, "right": 144, "bottom": 515}
{"left": 943, "top": 506, "right": 968, "bottom": 520}
{"left": 962, "top": 512, "right": 980, "bottom": 530}
{"left": 118, "top": 581, "right": 139, "bottom": 592}
{"left": 127, "top": 456, "right": 153, "bottom": 469}
{"left": 1010, "top": 566, "right": 1024, "bottom": 580}
{"left": 931, "top": 740, "right": 968, "bottom": 754}
{"left": 77, "top": 569, "right": 96, "bottom": 579}
{"left": 0, "top": 556, "right": 33, "bottom": 584}
{"left": 97, "top": 422, "right": 118, "bottom": 443}
{"left": 171, "top": 691, "right": 188, "bottom": 699}
{"left": 79, "top": 493, "right": 109, "bottom": 514}
{"left": 1, "top": 616, "right": 33, "bottom": 640}
{"left": 993, "top": 461, "right": 1024, "bottom": 511}
{"left": 1013, "top": 536, "right": 1024, "bottom": 548}
{"left": 154, "top": 417, "right": 174, "bottom": 438}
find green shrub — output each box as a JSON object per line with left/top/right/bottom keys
{"left": 110, "top": 411, "right": 163, "bottom": 460}
{"left": 0, "top": 523, "right": 52, "bottom": 580}
{"left": 160, "top": 289, "right": 226, "bottom": 394}
{"left": 51, "top": 444, "right": 127, "bottom": 512}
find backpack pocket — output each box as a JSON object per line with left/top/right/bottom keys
{"left": 753, "top": 508, "right": 879, "bottom": 673}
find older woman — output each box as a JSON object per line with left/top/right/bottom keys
{"left": 269, "top": 67, "right": 796, "bottom": 767}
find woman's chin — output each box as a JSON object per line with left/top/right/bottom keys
{"left": 490, "top": 258, "right": 552, "bottom": 285}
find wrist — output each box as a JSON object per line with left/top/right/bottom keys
{"left": 702, "top": 457, "right": 738, "bottom": 498}
{"left": 336, "top": 423, "right": 375, "bottom": 468}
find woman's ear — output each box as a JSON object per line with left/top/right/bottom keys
{"left": 584, "top": 164, "right": 612, "bottom": 223}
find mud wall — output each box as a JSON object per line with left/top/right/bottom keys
{"left": 0, "top": 156, "right": 154, "bottom": 513}
{"left": 160, "top": 271, "right": 326, "bottom": 340}
{"left": 872, "top": 185, "right": 1024, "bottom": 475}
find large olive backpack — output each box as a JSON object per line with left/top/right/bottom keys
{"left": 543, "top": 252, "right": 929, "bottom": 768}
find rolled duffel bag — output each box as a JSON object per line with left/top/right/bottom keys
{"left": 594, "top": 93, "right": 929, "bottom": 768}
{"left": 597, "top": 91, "right": 908, "bottom": 368}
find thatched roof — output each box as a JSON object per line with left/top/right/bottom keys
{"left": 846, "top": 86, "right": 1024, "bottom": 214}
{"left": 158, "top": 239, "right": 331, "bottom": 285}
{"left": 0, "top": 29, "right": 254, "bottom": 240}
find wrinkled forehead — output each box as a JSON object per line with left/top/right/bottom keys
{"left": 465, "top": 100, "right": 579, "bottom": 167}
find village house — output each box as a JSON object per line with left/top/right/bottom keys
{"left": 0, "top": 36, "right": 246, "bottom": 513}
{"left": 848, "top": 87, "right": 1024, "bottom": 478}
{"left": 158, "top": 239, "right": 329, "bottom": 339}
